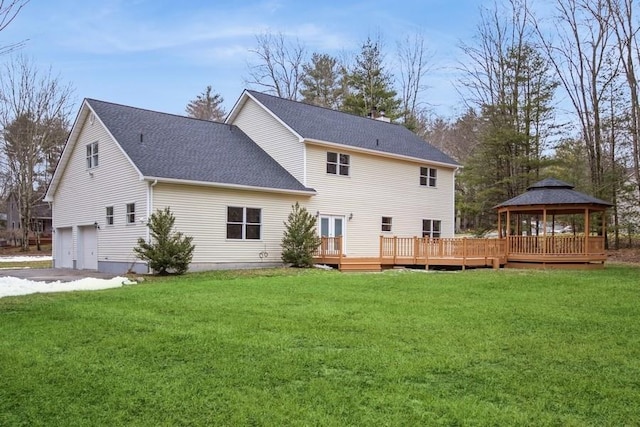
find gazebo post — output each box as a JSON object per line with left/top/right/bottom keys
{"left": 584, "top": 208, "right": 590, "bottom": 255}
{"left": 506, "top": 210, "right": 511, "bottom": 256}
{"left": 542, "top": 208, "right": 547, "bottom": 255}
{"left": 497, "top": 211, "right": 502, "bottom": 238}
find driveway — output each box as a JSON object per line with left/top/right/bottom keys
{"left": 0, "top": 268, "right": 117, "bottom": 283}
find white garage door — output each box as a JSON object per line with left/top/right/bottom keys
{"left": 77, "top": 226, "right": 98, "bottom": 270}
{"left": 56, "top": 227, "right": 73, "bottom": 268}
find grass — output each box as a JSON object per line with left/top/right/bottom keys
{"left": 0, "top": 259, "right": 53, "bottom": 269}
{"left": 1, "top": 266, "right": 639, "bottom": 426}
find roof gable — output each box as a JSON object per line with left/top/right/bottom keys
{"left": 79, "top": 99, "right": 310, "bottom": 193}
{"left": 241, "top": 90, "right": 459, "bottom": 167}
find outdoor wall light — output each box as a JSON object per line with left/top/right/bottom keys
{"left": 93, "top": 221, "right": 100, "bottom": 229}
{"left": 316, "top": 211, "right": 319, "bottom": 218}
{"left": 349, "top": 213, "right": 353, "bottom": 220}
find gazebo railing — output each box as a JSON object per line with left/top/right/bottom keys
{"left": 507, "top": 235, "right": 605, "bottom": 255}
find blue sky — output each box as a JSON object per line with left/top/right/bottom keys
{"left": 4, "top": 0, "right": 485, "bottom": 118}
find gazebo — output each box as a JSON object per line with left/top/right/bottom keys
{"left": 494, "top": 178, "right": 613, "bottom": 268}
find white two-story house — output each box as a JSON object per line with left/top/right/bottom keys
{"left": 44, "top": 90, "right": 459, "bottom": 273}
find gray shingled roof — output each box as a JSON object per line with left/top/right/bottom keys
{"left": 247, "top": 90, "right": 459, "bottom": 166}
{"left": 86, "top": 99, "right": 311, "bottom": 192}
{"left": 495, "top": 178, "right": 612, "bottom": 208}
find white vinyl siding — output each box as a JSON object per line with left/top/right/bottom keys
{"left": 231, "top": 97, "right": 305, "bottom": 184}
{"left": 50, "top": 111, "right": 147, "bottom": 267}
{"left": 303, "top": 144, "right": 455, "bottom": 257}
{"left": 153, "top": 183, "right": 305, "bottom": 265}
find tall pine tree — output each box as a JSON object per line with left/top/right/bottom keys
{"left": 185, "top": 86, "right": 226, "bottom": 121}
{"left": 342, "top": 37, "right": 401, "bottom": 119}
{"left": 300, "top": 53, "right": 345, "bottom": 109}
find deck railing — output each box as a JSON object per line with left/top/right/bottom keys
{"left": 380, "top": 235, "right": 604, "bottom": 261}
{"left": 316, "top": 235, "right": 605, "bottom": 266}
{"left": 380, "top": 237, "right": 506, "bottom": 262}
{"left": 315, "top": 236, "right": 343, "bottom": 259}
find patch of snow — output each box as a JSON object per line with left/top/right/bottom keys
{"left": 0, "top": 276, "right": 129, "bottom": 298}
{"left": 0, "top": 256, "right": 53, "bottom": 263}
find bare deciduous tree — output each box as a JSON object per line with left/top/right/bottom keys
{"left": 531, "top": 0, "right": 617, "bottom": 197}
{"left": 397, "top": 32, "right": 433, "bottom": 130}
{"left": 245, "top": 31, "right": 306, "bottom": 100}
{"left": 0, "top": 0, "right": 30, "bottom": 54}
{"left": 607, "top": 0, "right": 640, "bottom": 202}
{"left": 0, "top": 55, "right": 73, "bottom": 250}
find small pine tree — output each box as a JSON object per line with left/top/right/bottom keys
{"left": 281, "top": 202, "right": 321, "bottom": 268}
{"left": 134, "top": 207, "right": 195, "bottom": 275}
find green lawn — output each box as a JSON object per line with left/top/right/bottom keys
{"left": 1, "top": 266, "right": 639, "bottom": 426}
{"left": 0, "top": 259, "right": 53, "bottom": 269}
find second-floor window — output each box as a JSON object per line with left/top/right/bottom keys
{"left": 106, "top": 206, "right": 114, "bottom": 225}
{"left": 126, "top": 203, "right": 135, "bottom": 224}
{"left": 86, "top": 141, "right": 99, "bottom": 169}
{"left": 420, "top": 167, "right": 437, "bottom": 187}
{"left": 327, "top": 152, "right": 350, "bottom": 176}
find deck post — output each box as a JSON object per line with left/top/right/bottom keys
{"left": 484, "top": 238, "right": 488, "bottom": 265}
{"left": 379, "top": 235, "right": 383, "bottom": 261}
{"left": 462, "top": 237, "right": 467, "bottom": 270}
{"left": 338, "top": 236, "right": 343, "bottom": 267}
{"left": 413, "top": 236, "right": 418, "bottom": 264}
{"left": 393, "top": 236, "right": 397, "bottom": 264}
{"left": 424, "top": 237, "right": 429, "bottom": 267}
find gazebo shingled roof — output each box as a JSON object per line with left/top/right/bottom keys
{"left": 494, "top": 178, "right": 613, "bottom": 209}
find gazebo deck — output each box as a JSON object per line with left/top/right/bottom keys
{"left": 314, "top": 235, "right": 606, "bottom": 271}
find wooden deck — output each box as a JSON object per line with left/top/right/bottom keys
{"left": 314, "top": 235, "right": 606, "bottom": 271}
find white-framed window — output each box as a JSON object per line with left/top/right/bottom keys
{"left": 420, "top": 167, "right": 437, "bottom": 187}
{"left": 381, "top": 216, "right": 392, "bottom": 232}
{"left": 126, "top": 203, "right": 135, "bottom": 224}
{"left": 106, "top": 206, "right": 114, "bottom": 226}
{"left": 86, "top": 141, "right": 99, "bottom": 169}
{"left": 327, "top": 152, "right": 350, "bottom": 176}
{"left": 422, "top": 219, "right": 441, "bottom": 238}
{"left": 227, "top": 206, "right": 261, "bottom": 240}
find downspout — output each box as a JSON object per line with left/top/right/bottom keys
{"left": 146, "top": 179, "right": 158, "bottom": 242}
